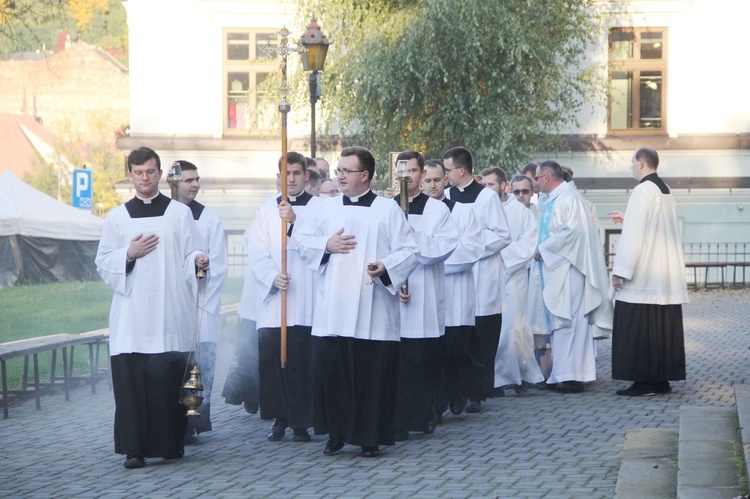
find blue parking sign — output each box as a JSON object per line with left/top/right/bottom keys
{"left": 72, "top": 169, "right": 92, "bottom": 209}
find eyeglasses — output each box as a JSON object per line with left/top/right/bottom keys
{"left": 513, "top": 189, "right": 531, "bottom": 195}
{"left": 534, "top": 173, "right": 548, "bottom": 181}
{"left": 321, "top": 189, "right": 341, "bottom": 196}
{"left": 334, "top": 168, "right": 365, "bottom": 176}
{"left": 131, "top": 169, "right": 159, "bottom": 178}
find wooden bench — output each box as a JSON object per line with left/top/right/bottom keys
{"left": 685, "top": 262, "right": 727, "bottom": 290}
{"left": 0, "top": 332, "right": 109, "bottom": 419}
{"left": 0, "top": 304, "right": 242, "bottom": 419}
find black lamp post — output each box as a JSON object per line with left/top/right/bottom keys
{"left": 299, "top": 18, "right": 330, "bottom": 158}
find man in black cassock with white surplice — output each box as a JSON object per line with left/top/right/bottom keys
{"left": 247, "top": 152, "right": 322, "bottom": 443}
{"left": 293, "top": 146, "right": 419, "bottom": 458}
{"left": 392, "top": 151, "right": 458, "bottom": 440}
{"left": 95, "top": 147, "right": 209, "bottom": 470}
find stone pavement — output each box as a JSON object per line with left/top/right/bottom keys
{"left": 1, "top": 289, "right": 748, "bottom": 498}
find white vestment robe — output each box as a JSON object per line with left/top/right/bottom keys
{"left": 191, "top": 203, "right": 227, "bottom": 342}
{"left": 531, "top": 181, "right": 614, "bottom": 383}
{"left": 397, "top": 194, "right": 458, "bottom": 338}
{"left": 293, "top": 190, "right": 420, "bottom": 341}
{"left": 612, "top": 179, "right": 689, "bottom": 305}
{"left": 247, "top": 192, "right": 322, "bottom": 329}
{"left": 446, "top": 180, "right": 511, "bottom": 316}
{"left": 443, "top": 200, "right": 484, "bottom": 327}
{"left": 495, "top": 196, "right": 544, "bottom": 387}
{"left": 95, "top": 196, "right": 203, "bottom": 356}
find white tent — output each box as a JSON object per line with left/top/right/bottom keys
{"left": 0, "top": 170, "right": 104, "bottom": 287}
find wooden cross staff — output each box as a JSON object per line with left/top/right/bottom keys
{"left": 264, "top": 27, "right": 306, "bottom": 368}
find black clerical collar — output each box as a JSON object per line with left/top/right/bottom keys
{"left": 343, "top": 189, "right": 376, "bottom": 207}
{"left": 449, "top": 179, "right": 484, "bottom": 203}
{"left": 125, "top": 192, "right": 170, "bottom": 218}
{"left": 641, "top": 173, "right": 670, "bottom": 194}
{"left": 394, "top": 192, "right": 429, "bottom": 215}
{"left": 277, "top": 190, "right": 313, "bottom": 206}
{"left": 441, "top": 196, "right": 456, "bottom": 212}
{"left": 187, "top": 200, "right": 205, "bottom": 220}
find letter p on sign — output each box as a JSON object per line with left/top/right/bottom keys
{"left": 72, "top": 168, "right": 92, "bottom": 209}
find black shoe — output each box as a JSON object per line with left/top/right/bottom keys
{"left": 556, "top": 381, "right": 584, "bottom": 393}
{"left": 243, "top": 401, "right": 258, "bottom": 414}
{"left": 616, "top": 382, "right": 660, "bottom": 397}
{"left": 492, "top": 387, "right": 506, "bottom": 397}
{"left": 292, "top": 429, "right": 311, "bottom": 442}
{"left": 323, "top": 438, "right": 345, "bottom": 455}
{"left": 423, "top": 420, "right": 437, "bottom": 435}
{"left": 514, "top": 383, "right": 529, "bottom": 395}
{"left": 654, "top": 381, "right": 672, "bottom": 394}
{"left": 395, "top": 430, "right": 410, "bottom": 441}
{"left": 535, "top": 381, "right": 557, "bottom": 391}
{"left": 267, "top": 419, "right": 287, "bottom": 441}
{"left": 449, "top": 396, "right": 467, "bottom": 415}
{"left": 361, "top": 446, "right": 380, "bottom": 458}
{"left": 124, "top": 455, "right": 145, "bottom": 469}
{"left": 465, "top": 399, "right": 481, "bottom": 413}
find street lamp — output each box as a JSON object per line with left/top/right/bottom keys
{"left": 299, "top": 18, "right": 330, "bottom": 158}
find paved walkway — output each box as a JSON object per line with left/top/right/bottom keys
{"left": 1, "top": 289, "right": 748, "bottom": 498}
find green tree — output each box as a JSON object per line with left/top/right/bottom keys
{"left": 25, "top": 115, "right": 126, "bottom": 216}
{"left": 0, "top": 0, "right": 68, "bottom": 58}
{"left": 293, "top": 0, "right": 604, "bottom": 175}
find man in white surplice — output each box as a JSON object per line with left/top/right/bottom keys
{"left": 443, "top": 147, "right": 511, "bottom": 413}
{"left": 530, "top": 160, "right": 613, "bottom": 393}
{"left": 175, "top": 160, "right": 228, "bottom": 442}
{"left": 95, "top": 147, "right": 209, "bottom": 470}
{"left": 392, "top": 151, "right": 458, "bottom": 440}
{"left": 480, "top": 168, "right": 544, "bottom": 393}
{"left": 422, "top": 160, "right": 485, "bottom": 418}
{"left": 293, "top": 146, "right": 419, "bottom": 458}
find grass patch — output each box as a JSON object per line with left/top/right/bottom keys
{"left": 0, "top": 278, "right": 243, "bottom": 393}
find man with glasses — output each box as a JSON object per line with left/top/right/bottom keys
{"left": 175, "top": 160, "right": 228, "bottom": 444}
{"left": 293, "top": 146, "right": 419, "bottom": 458}
{"left": 530, "top": 161, "right": 613, "bottom": 393}
{"left": 443, "top": 147, "right": 511, "bottom": 414}
{"left": 318, "top": 178, "right": 340, "bottom": 197}
{"left": 246, "top": 151, "right": 322, "bottom": 445}
{"left": 95, "top": 147, "right": 209, "bottom": 469}
{"left": 480, "top": 168, "right": 544, "bottom": 395}
{"left": 510, "top": 175, "right": 534, "bottom": 210}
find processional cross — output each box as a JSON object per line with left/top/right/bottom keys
{"left": 264, "top": 27, "right": 306, "bottom": 368}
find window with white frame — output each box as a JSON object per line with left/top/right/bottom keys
{"left": 224, "top": 30, "right": 277, "bottom": 134}
{"left": 608, "top": 27, "right": 667, "bottom": 133}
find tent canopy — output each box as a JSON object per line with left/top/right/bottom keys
{"left": 0, "top": 170, "right": 103, "bottom": 240}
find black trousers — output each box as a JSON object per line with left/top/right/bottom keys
{"left": 111, "top": 352, "right": 190, "bottom": 458}
{"left": 395, "top": 337, "right": 443, "bottom": 432}
{"left": 311, "top": 336, "right": 399, "bottom": 448}
{"left": 438, "top": 325, "right": 484, "bottom": 412}
{"left": 258, "top": 326, "right": 313, "bottom": 430}
{"left": 469, "top": 314, "right": 502, "bottom": 400}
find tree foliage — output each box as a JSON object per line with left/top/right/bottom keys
{"left": 25, "top": 115, "right": 126, "bottom": 216}
{"left": 0, "top": 0, "right": 68, "bottom": 57}
{"left": 293, "top": 0, "right": 604, "bottom": 175}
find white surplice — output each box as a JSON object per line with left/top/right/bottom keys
{"left": 446, "top": 181, "right": 512, "bottom": 316}
{"left": 194, "top": 205, "right": 227, "bottom": 342}
{"left": 398, "top": 194, "right": 458, "bottom": 338}
{"left": 494, "top": 196, "right": 544, "bottom": 387}
{"left": 95, "top": 198, "right": 203, "bottom": 356}
{"left": 443, "top": 201, "right": 485, "bottom": 328}
{"left": 293, "top": 191, "right": 420, "bottom": 341}
{"left": 247, "top": 193, "right": 322, "bottom": 329}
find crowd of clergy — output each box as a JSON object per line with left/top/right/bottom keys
{"left": 97, "top": 144, "right": 687, "bottom": 468}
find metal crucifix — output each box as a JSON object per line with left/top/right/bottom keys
{"left": 264, "top": 27, "right": 306, "bottom": 368}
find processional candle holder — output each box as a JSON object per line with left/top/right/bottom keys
{"left": 167, "top": 161, "right": 183, "bottom": 201}
{"left": 395, "top": 159, "right": 410, "bottom": 295}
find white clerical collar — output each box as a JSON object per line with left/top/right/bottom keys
{"left": 408, "top": 193, "right": 419, "bottom": 202}
{"left": 456, "top": 179, "right": 474, "bottom": 192}
{"left": 135, "top": 192, "right": 160, "bottom": 204}
{"left": 288, "top": 194, "right": 298, "bottom": 202}
{"left": 347, "top": 188, "right": 371, "bottom": 203}
{"left": 438, "top": 195, "right": 446, "bottom": 201}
